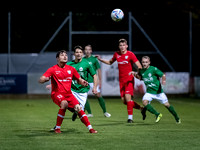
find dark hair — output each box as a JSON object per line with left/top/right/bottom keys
{"left": 118, "top": 38, "right": 127, "bottom": 44}
{"left": 74, "top": 45, "right": 83, "bottom": 52}
{"left": 56, "top": 50, "right": 67, "bottom": 58}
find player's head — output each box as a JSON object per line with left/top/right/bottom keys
{"left": 56, "top": 50, "right": 68, "bottom": 63}
{"left": 74, "top": 45, "right": 84, "bottom": 60}
{"left": 84, "top": 44, "right": 92, "bottom": 57}
{"left": 118, "top": 38, "right": 128, "bottom": 53}
{"left": 141, "top": 56, "right": 151, "bottom": 69}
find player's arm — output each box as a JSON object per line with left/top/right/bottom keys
{"left": 39, "top": 68, "right": 52, "bottom": 84}
{"left": 92, "top": 74, "right": 98, "bottom": 95}
{"left": 97, "top": 68, "right": 102, "bottom": 89}
{"left": 134, "top": 60, "right": 142, "bottom": 70}
{"left": 96, "top": 55, "right": 114, "bottom": 65}
{"left": 129, "top": 71, "right": 142, "bottom": 80}
{"left": 77, "top": 77, "right": 88, "bottom": 87}
{"left": 39, "top": 76, "right": 51, "bottom": 84}
{"left": 154, "top": 67, "right": 166, "bottom": 85}
{"left": 161, "top": 74, "right": 166, "bottom": 85}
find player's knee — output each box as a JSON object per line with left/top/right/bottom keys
{"left": 60, "top": 100, "right": 68, "bottom": 109}
{"left": 164, "top": 102, "right": 170, "bottom": 108}
{"left": 143, "top": 100, "right": 148, "bottom": 106}
{"left": 74, "top": 104, "right": 82, "bottom": 112}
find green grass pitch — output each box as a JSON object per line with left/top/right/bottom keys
{"left": 0, "top": 97, "right": 200, "bottom": 150}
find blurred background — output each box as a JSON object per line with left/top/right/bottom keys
{"left": 1, "top": 1, "right": 200, "bottom": 97}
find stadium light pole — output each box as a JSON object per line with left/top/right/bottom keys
{"left": 8, "top": 12, "right": 11, "bottom": 74}
{"left": 128, "top": 12, "right": 132, "bottom": 51}
{"left": 189, "top": 11, "right": 192, "bottom": 75}
{"left": 68, "top": 11, "right": 72, "bottom": 61}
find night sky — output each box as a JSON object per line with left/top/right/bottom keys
{"left": 3, "top": 1, "right": 200, "bottom": 76}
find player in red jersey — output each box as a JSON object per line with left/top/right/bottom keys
{"left": 39, "top": 50, "right": 97, "bottom": 133}
{"left": 96, "top": 39, "right": 146, "bottom": 123}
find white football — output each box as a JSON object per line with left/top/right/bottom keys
{"left": 111, "top": 8, "right": 124, "bottom": 22}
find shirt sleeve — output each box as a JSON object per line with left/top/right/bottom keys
{"left": 72, "top": 67, "right": 81, "bottom": 80}
{"left": 43, "top": 67, "right": 53, "bottom": 78}
{"left": 130, "top": 52, "right": 138, "bottom": 63}
{"left": 95, "top": 58, "right": 101, "bottom": 70}
{"left": 111, "top": 52, "right": 117, "bottom": 62}
{"left": 88, "top": 63, "right": 96, "bottom": 76}
{"left": 154, "top": 67, "right": 164, "bottom": 77}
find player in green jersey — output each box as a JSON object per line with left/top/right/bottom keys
{"left": 67, "top": 46, "right": 98, "bottom": 121}
{"left": 83, "top": 45, "right": 111, "bottom": 118}
{"left": 130, "top": 56, "right": 181, "bottom": 123}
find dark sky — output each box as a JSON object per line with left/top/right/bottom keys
{"left": 3, "top": 1, "right": 200, "bottom": 76}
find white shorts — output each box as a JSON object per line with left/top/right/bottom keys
{"left": 142, "top": 93, "right": 168, "bottom": 104}
{"left": 89, "top": 83, "right": 101, "bottom": 93}
{"left": 71, "top": 91, "right": 88, "bottom": 110}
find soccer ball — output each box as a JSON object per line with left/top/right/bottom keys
{"left": 111, "top": 9, "right": 124, "bottom": 22}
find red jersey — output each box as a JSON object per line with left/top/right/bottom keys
{"left": 112, "top": 50, "right": 138, "bottom": 82}
{"left": 43, "top": 64, "right": 80, "bottom": 95}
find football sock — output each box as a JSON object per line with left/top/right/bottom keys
{"left": 127, "top": 100, "right": 134, "bottom": 116}
{"left": 85, "top": 100, "right": 92, "bottom": 114}
{"left": 145, "top": 104, "right": 160, "bottom": 116}
{"left": 78, "top": 110, "right": 91, "bottom": 128}
{"left": 97, "top": 96, "right": 107, "bottom": 113}
{"left": 166, "top": 105, "right": 180, "bottom": 121}
{"left": 56, "top": 108, "right": 66, "bottom": 128}
{"left": 133, "top": 101, "right": 142, "bottom": 110}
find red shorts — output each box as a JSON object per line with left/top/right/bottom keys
{"left": 51, "top": 92, "right": 79, "bottom": 109}
{"left": 119, "top": 79, "right": 134, "bottom": 98}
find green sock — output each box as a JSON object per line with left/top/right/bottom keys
{"left": 167, "top": 105, "right": 179, "bottom": 121}
{"left": 85, "top": 100, "right": 92, "bottom": 114}
{"left": 98, "top": 97, "right": 107, "bottom": 113}
{"left": 145, "top": 104, "right": 160, "bottom": 116}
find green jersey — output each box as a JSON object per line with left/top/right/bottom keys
{"left": 83, "top": 55, "right": 100, "bottom": 83}
{"left": 139, "top": 66, "right": 164, "bottom": 94}
{"left": 67, "top": 59, "right": 96, "bottom": 93}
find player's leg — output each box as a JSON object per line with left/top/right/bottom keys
{"left": 159, "top": 93, "right": 181, "bottom": 123}
{"left": 124, "top": 94, "right": 135, "bottom": 123}
{"left": 74, "top": 104, "right": 97, "bottom": 133}
{"left": 85, "top": 83, "right": 93, "bottom": 117}
{"left": 54, "top": 100, "right": 68, "bottom": 133}
{"left": 84, "top": 100, "right": 93, "bottom": 117}
{"left": 51, "top": 93, "right": 68, "bottom": 133}
{"left": 142, "top": 93, "right": 162, "bottom": 122}
{"left": 71, "top": 91, "right": 88, "bottom": 121}
{"left": 96, "top": 92, "right": 111, "bottom": 117}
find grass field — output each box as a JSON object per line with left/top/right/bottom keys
{"left": 0, "top": 97, "right": 200, "bottom": 150}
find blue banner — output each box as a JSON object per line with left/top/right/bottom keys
{"left": 0, "top": 75, "right": 27, "bottom": 94}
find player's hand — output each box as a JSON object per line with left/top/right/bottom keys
{"left": 82, "top": 80, "right": 89, "bottom": 86}
{"left": 45, "top": 76, "right": 51, "bottom": 81}
{"left": 92, "top": 88, "right": 98, "bottom": 95}
{"left": 95, "top": 55, "right": 101, "bottom": 60}
{"left": 129, "top": 71, "right": 137, "bottom": 76}
{"left": 46, "top": 84, "right": 51, "bottom": 90}
{"left": 162, "top": 80, "right": 166, "bottom": 85}
{"left": 98, "top": 82, "right": 102, "bottom": 89}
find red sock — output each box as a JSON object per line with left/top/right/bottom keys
{"left": 78, "top": 110, "right": 91, "bottom": 127}
{"left": 56, "top": 108, "right": 66, "bottom": 127}
{"left": 127, "top": 100, "right": 134, "bottom": 115}
{"left": 133, "top": 101, "right": 142, "bottom": 109}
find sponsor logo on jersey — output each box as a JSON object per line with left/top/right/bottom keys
{"left": 55, "top": 71, "right": 61, "bottom": 74}
{"left": 118, "top": 61, "right": 128, "bottom": 64}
